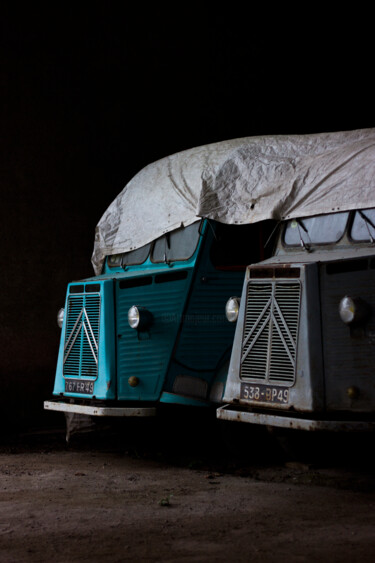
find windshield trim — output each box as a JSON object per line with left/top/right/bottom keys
{"left": 349, "top": 208, "right": 375, "bottom": 244}
{"left": 150, "top": 221, "right": 202, "bottom": 264}
{"left": 107, "top": 242, "right": 152, "bottom": 269}
{"left": 282, "top": 212, "right": 351, "bottom": 248}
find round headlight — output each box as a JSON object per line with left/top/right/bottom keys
{"left": 339, "top": 296, "right": 370, "bottom": 325}
{"left": 225, "top": 297, "right": 240, "bottom": 323}
{"left": 128, "top": 306, "right": 153, "bottom": 330}
{"left": 128, "top": 305, "right": 140, "bottom": 329}
{"left": 57, "top": 308, "right": 65, "bottom": 328}
{"left": 339, "top": 296, "right": 355, "bottom": 324}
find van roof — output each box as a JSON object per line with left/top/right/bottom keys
{"left": 92, "top": 128, "right": 375, "bottom": 274}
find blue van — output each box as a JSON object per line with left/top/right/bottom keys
{"left": 44, "top": 219, "right": 271, "bottom": 419}
{"left": 44, "top": 138, "right": 273, "bottom": 421}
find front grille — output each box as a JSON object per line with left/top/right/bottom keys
{"left": 63, "top": 290, "right": 101, "bottom": 379}
{"left": 240, "top": 279, "right": 301, "bottom": 384}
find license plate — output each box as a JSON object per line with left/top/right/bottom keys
{"left": 65, "top": 379, "right": 94, "bottom": 395}
{"left": 240, "top": 383, "right": 289, "bottom": 404}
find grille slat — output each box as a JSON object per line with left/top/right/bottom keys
{"left": 240, "top": 278, "right": 301, "bottom": 385}
{"left": 63, "top": 290, "right": 101, "bottom": 380}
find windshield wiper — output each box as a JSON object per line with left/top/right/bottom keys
{"left": 358, "top": 210, "right": 375, "bottom": 243}
{"left": 163, "top": 233, "right": 171, "bottom": 264}
{"left": 264, "top": 221, "right": 281, "bottom": 250}
{"left": 296, "top": 219, "right": 311, "bottom": 252}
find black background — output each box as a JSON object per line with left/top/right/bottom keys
{"left": 1, "top": 4, "right": 373, "bottom": 430}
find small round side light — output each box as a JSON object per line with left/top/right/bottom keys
{"left": 347, "top": 386, "right": 359, "bottom": 399}
{"left": 128, "top": 376, "right": 140, "bottom": 387}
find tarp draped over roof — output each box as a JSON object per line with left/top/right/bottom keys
{"left": 92, "top": 128, "right": 375, "bottom": 274}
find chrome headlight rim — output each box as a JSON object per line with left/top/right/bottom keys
{"left": 57, "top": 308, "right": 65, "bottom": 329}
{"left": 128, "top": 305, "right": 141, "bottom": 329}
{"left": 339, "top": 295, "right": 370, "bottom": 325}
{"left": 225, "top": 296, "right": 240, "bottom": 323}
{"left": 339, "top": 296, "right": 355, "bottom": 324}
{"left": 128, "top": 305, "right": 153, "bottom": 330}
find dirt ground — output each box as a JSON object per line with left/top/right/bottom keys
{"left": 1, "top": 413, "right": 375, "bottom": 563}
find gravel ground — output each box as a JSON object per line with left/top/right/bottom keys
{"left": 0, "top": 415, "right": 375, "bottom": 562}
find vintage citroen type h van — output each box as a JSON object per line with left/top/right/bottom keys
{"left": 216, "top": 129, "right": 375, "bottom": 432}
{"left": 44, "top": 138, "right": 272, "bottom": 421}
{"left": 44, "top": 128, "right": 375, "bottom": 433}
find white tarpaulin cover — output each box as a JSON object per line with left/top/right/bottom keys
{"left": 92, "top": 128, "right": 375, "bottom": 274}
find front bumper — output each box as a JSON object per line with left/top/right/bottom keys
{"left": 44, "top": 400, "right": 156, "bottom": 417}
{"left": 217, "top": 404, "right": 375, "bottom": 432}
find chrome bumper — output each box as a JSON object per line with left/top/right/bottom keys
{"left": 44, "top": 400, "right": 156, "bottom": 417}
{"left": 217, "top": 404, "right": 375, "bottom": 432}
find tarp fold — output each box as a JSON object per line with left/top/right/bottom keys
{"left": 92, "top": 129, "right": 375, "bottom": 274}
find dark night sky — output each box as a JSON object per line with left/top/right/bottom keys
{"left": 1, "top": 4, "right": 373, "bottom": 428}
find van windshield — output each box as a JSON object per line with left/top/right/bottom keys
{"left": 151, "top": 222, "right": 201, "bottom": 263}
{"left": 351, "top": 209, "right": 375, "bottom": 242}
{"left": 284, "top": 212, "right": 349, "bottom": 246}
{"left": 108, "top": 243, "right": 151, "bottom": 268}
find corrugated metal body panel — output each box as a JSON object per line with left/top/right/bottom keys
{"left": 116, "top": 271, "right": 192, "bottom": 400}
{"left": 320, "top": 262, "right": 375, "bottom": 411}
{"left": 174, "top": 273, "right": 244, "bottom": 372}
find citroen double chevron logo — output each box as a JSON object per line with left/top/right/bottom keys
{"left": 241, "top": 282, "right": 298, "bottom": 376}
{"left": 64, "top": 307, "right": 98, "bottom": 365}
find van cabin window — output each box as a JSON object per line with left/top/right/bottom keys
{"left": 210, "top": 222, "right": 275, "bottom": 269}
{"left": 284, "top": 212, "right": 349, "bottom": 246}
{"left": 351, "top": 209, "right": 375, "bottom": 242}
{"left": 151, "top": 221, "right": 201, "bottom": 263}
{"left": 108, "top": 243, "right": 151, "bottom": 268}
